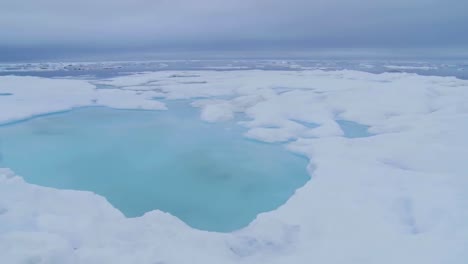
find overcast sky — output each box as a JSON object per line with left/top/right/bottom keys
{"left": 1, "top": 0, "right": 467, "bottom": 60}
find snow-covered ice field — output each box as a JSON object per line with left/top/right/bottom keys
{"left": 1, "top": 68, "right": 468, "bottom": 263}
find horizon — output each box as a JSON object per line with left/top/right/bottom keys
{"left": 2, "top": 47, "right": 468, "bottom": 63}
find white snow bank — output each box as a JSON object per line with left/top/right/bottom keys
{"left": 1, "top": 70, "right": 468, "bottom": 263}
{"left": 384, "top": 65, "right": 438, "bottom": 70}
{"left": 0, "top": 76, "right": 165, "bottom": 124}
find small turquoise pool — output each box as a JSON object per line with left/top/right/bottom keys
{"left": 0, "top": 102, "right": 310, "bottom": 232}
{"left": 337, "top": 119, "right": 373, "bottom": 138}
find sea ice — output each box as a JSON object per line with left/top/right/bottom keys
{"left": 1, "top": 69, "right": 467, "bottom": 263}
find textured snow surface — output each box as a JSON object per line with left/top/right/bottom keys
{"left": 1, "top": 70, "right": 468, "bottom": 263}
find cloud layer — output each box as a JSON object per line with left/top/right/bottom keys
{"left": 1, "top": 0, "right": 467, "bottom": 52}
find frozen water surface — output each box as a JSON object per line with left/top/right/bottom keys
{"left": 0, "top": 101, "right": 309, "bottom": 232}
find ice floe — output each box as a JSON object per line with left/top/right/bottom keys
{"left": 1, "top": 69, "right": 468, "bottom": 263}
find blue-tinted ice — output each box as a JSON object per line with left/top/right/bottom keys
{"left": 336, "top": 119, "right": 373, "bottom": 138}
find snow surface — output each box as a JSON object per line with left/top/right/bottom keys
{"left": 384, "top": 65, "right": 438, "bottom": 71}
{"left": 1, "top": 70, "right": 468, "bottom": 263}
{"left": 0, "top": 76, "right": 166, "bottom": 124}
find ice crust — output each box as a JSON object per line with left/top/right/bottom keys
{"left": 1, "top": 70, "right": 468, "bottom": 263}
